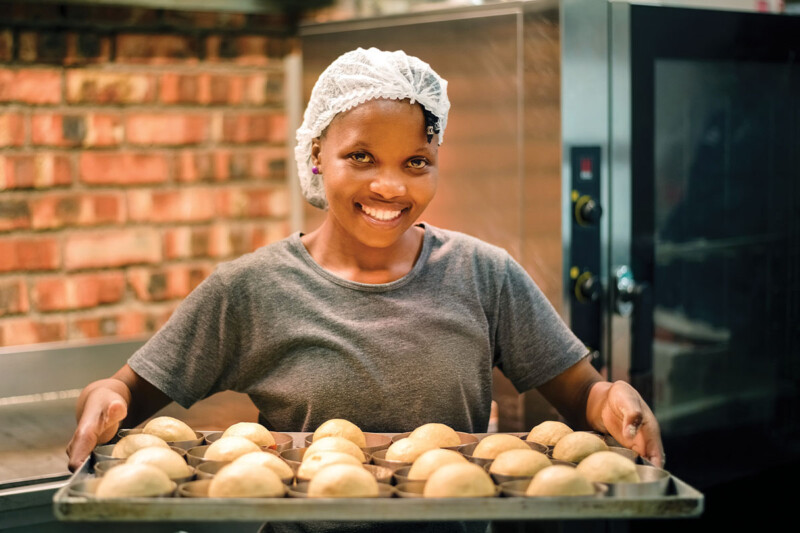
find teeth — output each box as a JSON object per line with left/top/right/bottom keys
{"left": 361, "top": 204, "right": 401, "bottom": 221}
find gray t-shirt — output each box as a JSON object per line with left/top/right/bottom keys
{"left": 128, "top": 223, "right": 587, "bottom": 433}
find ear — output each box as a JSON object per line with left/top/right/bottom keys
{"left": 311, "top": 138, "right": 322, "bottom": 168}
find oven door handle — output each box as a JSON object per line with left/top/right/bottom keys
{"left": 614, "top": 266, "right": 654, "bottom": 405}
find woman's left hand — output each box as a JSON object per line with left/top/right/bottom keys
{"left": 595, "top": 380, "right": 664, "bottom": 468}
{"left": 538, "top": 357, "right": 665, "bottom": 468}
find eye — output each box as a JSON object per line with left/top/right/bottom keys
{"left": 349, "top": 152, "right": 373, "bottom": 164}
{"left": 408, "top": 158, "right": 429, "bottom": 169}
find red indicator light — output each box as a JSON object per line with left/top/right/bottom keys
{"left": 580, "top": 157, "right": 593, "bottom": 179}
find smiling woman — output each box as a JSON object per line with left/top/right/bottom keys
{"left": 302, "top": 98, "right": 439, "bottom": 283}
{"left": 291, "top": 47, "right": 449, "bottom": 284}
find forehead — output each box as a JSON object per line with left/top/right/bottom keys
{"left": 325, "top": 98, "right": 426, "bottom": 139}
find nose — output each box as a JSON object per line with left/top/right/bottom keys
{"left": 369, "top": 170, "right": 406, "bottom": 199}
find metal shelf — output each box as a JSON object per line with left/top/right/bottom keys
{"left": 24, "top": 0, "right": 289, "bottom": 15}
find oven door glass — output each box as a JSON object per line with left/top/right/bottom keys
{"left": 629, "top": 5, "right": 800, "bottom": 490}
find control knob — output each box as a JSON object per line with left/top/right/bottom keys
{"left": 574, "top": 195, "right": 603, "bottom": 226}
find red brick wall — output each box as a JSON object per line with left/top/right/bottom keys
{"left": 0, "top": 2, "right": 295, "bottom": 347}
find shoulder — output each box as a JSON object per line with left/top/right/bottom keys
{"left": 424, "top": 223, "right": 512, "bottom": 266}
{"left": 422, "top": 224, "right": 516, "bottom": 288}
{"left": 210, "top": 233, "right": 303, "bottom": 287}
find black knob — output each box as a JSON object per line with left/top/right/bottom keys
{"left": 579, "top": 198, "right": 602, "bottom": 225}
{"left": 576, "top": 274, "right": 602, "bottom": 303}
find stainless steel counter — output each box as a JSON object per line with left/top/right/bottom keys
{"left": 0, "top": 334, "right": 262, "bottom": 532}
{"left": 0, "top": 398, "right": 76, "bottom": 482}
{"left": 0, "top": 391, "right": 261, "bottom": 532}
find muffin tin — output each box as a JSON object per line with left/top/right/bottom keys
{"left": 54, "top": 431, "right": 703, "bottom": 522}
{"left": 204, "top": 430, "right": 294, "bottom": 451}
{"left": 303, "top": 432, "right": 392, "bottom": 454}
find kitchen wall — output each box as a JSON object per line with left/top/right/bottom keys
{"left": 0, "top": 2, "right": 295, "bottom": 347}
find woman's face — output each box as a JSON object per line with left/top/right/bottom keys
{"left": 312, "top": 98, "right": 439, "bottom": 251}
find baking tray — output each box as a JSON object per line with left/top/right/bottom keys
{"left": 53, "top": 432, "right": 704, "bottom": 522}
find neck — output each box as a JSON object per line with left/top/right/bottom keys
{"left": 301, "top": 221, "right": 425, "bottom": 284}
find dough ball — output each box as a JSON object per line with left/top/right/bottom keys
{"left": 232, "top": 451, "right": 294, "bottom": 480}
{"left": 208, "top": 462, "right": 285, "bottom": 498}
{"left": 407, "top": 448, "right": 467, "bottom": 481}
{"left": 526, "top": 421, "right": 573, "bottom": 446}
{"left": 551, "top": 431, "right": 608, "bottom": 463}
{"left": 472, "top": 434, "right": 529, "bottom": 459}
{"left": 305, "top": 436, "right": 366, "bottom": 463}
{"left": 221, "top": 422, "right": 276, "bottom": 448}
{"left": 312, "top": 419, "right": 366, "bottom": 449}
{"left": 385, "top": 438, "right": 437, "bottom": 463}
{"left": 205, "top": 435, "right": 262, "bottom": 462}
{"left": 126, "top": 446, "right": 192, "bottom": 480}
{"left": 112, "top": 433, "right": 169, "bottom": 459}
{"left": 307, "top": 464, "right": 379, "bottom": 498}
{"left": 488, "top": 448, "right": 551, "bottom": 478}
{"left": 95, "top": 463, "right": 173, "bottom": 498}
{"left": 298, "top": 451, "right": 364, "bottom": 480}
{"left": 142, "top": 416, "right": 196, "bottom": 442}
{"left": 576, "top": 451, "right": 640, "bottom": 484}
{"left": 408, "top": 423, "right": 461, "bottom": 448}
{"left": 525, "top": 465, "right": 595, "bottom": 497}
{"left": 423, "top": 462, "right": 496, "bottom": 498}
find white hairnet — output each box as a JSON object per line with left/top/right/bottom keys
{"left": 295, "top": 47, "right": 450, "bottom": 209}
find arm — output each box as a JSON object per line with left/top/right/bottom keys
{"left": 66, "top": 364, "right": 171, "bottom": 472}
{"left": 537, "top": 357, "right": 665, "bottom": 468}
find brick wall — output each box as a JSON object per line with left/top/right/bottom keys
{"left": 0, "top": 2, "right": 295, "bottom": 347}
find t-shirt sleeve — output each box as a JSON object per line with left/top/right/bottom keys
{"left": 493, "top": 254, "right": 589, "bottom": 393}
{"left": 127, "top": 269, "right": 242, "bottom": 409}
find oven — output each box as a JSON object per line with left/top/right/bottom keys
{"left": 565, "top": 0, "right": 800, "bottom": 457}
{"left": 563, "top": 0, "right": 800, "bottom": 524}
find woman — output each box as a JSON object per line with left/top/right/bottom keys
{"left": 67, "top": 47, "right": 663, "bottom": 494}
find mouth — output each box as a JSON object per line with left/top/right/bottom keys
{"left": 357, "top": 203, "right": 405, "bottom": 222}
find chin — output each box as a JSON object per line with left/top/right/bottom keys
{"left": 352, "top": 214, "right": 418, "bottom": 246}
{"left": 356, "top": 231, "right": 408, "bottom": 249}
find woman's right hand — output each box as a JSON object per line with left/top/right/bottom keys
{"left": 66, "top": 379, "right": 131, "bottom": 472}
{"left": 66, "top": 366, "right": 172, "bottom": 472}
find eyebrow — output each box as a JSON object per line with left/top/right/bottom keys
{"left": 346, "top": 140, "right": 437, "bottom": 158}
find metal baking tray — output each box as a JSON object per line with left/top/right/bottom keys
{"left": 53, "top": 432, "right": 704, "bottom": 523}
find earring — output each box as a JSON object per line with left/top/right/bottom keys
{"left": 312, "top": 166, "right": 320, "bottom": 175}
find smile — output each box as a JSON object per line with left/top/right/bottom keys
{"left": 359, "top": 204, "right": 403, "bottom": 221}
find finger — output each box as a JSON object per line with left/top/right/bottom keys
{"left": 67, "top": 404, "right": 106, "bottom": 471}
{"left": 644, "top": 440, "right": 665, "bottom": 468}
{"left": 628, "top": 420, "right": 664, "bottom": 468}
{"left": 644, "top": 429, "right": 665, "bottom": 468}
{"left": 66, "top": 427, "right": 98, "bottom": 472}
{"left": 648, "top": 452, "right": 665, "bottom": 469}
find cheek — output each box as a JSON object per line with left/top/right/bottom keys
{"left": 321, "top": 173, "right": 356, "bottom": 210}
{"left": 417, "top": 174, "right": 439, "bottom": 204}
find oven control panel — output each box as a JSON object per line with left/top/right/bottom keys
{"left": 569, "top": 146, "right": 603, "bottom": 369}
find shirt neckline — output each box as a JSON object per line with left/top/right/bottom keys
{"left": 290, "top": 223, "right": 433, "bottom": 292}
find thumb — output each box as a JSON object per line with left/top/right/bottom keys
{"left": 607, "top": 381, "right": 644, "bottom": 441}
{"left": 105, "top": 398, "right": 128, "bottom": 427}
{"left": 95, "top": 397, "right": 128, "bottom": 444}
{"left": 67, "top": 393, "right": 128, "bottom": 471}
{"left": 621, "top": 408, "right": 643, "bottom": 441}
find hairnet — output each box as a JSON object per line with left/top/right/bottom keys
{"left": 294, "top": 47, "right": 450, "bottom": 210}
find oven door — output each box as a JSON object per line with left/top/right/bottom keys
{"left": 565, "top": 0, "right": 800, "bottom": 515}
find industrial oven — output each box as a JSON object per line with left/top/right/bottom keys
{"left": 561, "top": 0, "right": 800, "bottom": 504}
